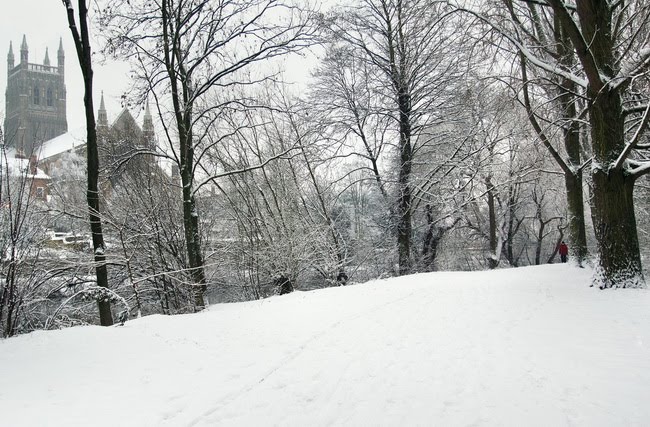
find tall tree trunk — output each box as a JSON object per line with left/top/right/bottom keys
{"left": 397, "top": 92, "right": 413, "bottom": 275}
{"left": 556, "top": 15, "right": 588, "bottom": 266}
{"left": 569, "top": 0, "right": 644, "bottom": 287}
{"left": 162, "top": 0, "right": 206, "bottom": 308}
{"left": 590, "top": 90, "right": 643, "bottom": 287}
{"left": 177, "top": 117, "right": 206, "bottom": 307}
{"left": 181, "top": 169, "right": 207, "bottom": 307}
{"left": 63, "top": 0, "right": 113, "bottom": 325}
{"left": 534, "top": 202, "right": 545, "bottom": 265}
{"left": 421, "top": 205, "right": 439, "bottom": 270}
{"left": 564, "top": 171, "right": 587, "bottom": 265}
{"left": 385, "top": 3, "right": 413, "bottom": 276}
{"left": 505, "top": 183, "right": 518, "bottom": 266}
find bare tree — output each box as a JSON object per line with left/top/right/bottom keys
{"left": 309, "top": 45, "right": 391, "bottom": 203}
{"left": 61, "top": 0, "right": 113, "bottom": 325}
{"left": 326, "top": 0, "right": 469, "bottom": 274}
{"left": 200, "top": 92, "right": 356, "bottom": 294}
{"left": 457, "top": 83, "right": 539, "bottom": 269}
{"left": 101, "top": 0, "right": 317, "bottom": 307}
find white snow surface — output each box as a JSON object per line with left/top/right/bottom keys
{"left": 1, "top": 264, "right": 650, "bottom": 426}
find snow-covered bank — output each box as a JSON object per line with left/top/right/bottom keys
{"left": 1, "top": 264, "right": 649, "bottom": 426}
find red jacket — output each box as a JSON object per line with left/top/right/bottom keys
{"left": 559, "top": 243, "right": 568, "bottom": 256}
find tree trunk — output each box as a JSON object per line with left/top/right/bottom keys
{"left": 421, "top": 205, "right": 439, "bottom": 271}
{"left": 422, "top": 205, "right": 460, "bottom": 271}
{"left": 162, "top": 0, "right": 206, "bottom": 308}
{"left": 534, "top": 203, "right": 544, "bottom": 265}
{"left": 181, "top": 159, "right": 207, "bottom": 308}
{"left": 590, "top": 89, "right": 644, "bottom": 288}
{"left": 564, "top": 171, "right": 587, "bottom": 265}
{"left": 556, "top": 9, "right": 589, "bottom": 267}
{"left": 546, "top": 0, "right": 645, "bottom": 287}
{"left": 63, "top": 0, "right": 113, "bottom": 325}
{"left": 396, "top": 92, "right": 413, "bottom": 275}
{"left": 486, "top": 176, "right": 499, "bottom": 269}
{"left": 591, "top": 169, "right": 643, "bottom": 287}
{"left": 85, "top": 73, "right": 113, "bottom": 326}
{"left": 505, "top": 184, "right": 518, "bottom": 266}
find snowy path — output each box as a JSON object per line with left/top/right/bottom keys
{"left": 1, "top": 264, "right": 649, "bottom": 426}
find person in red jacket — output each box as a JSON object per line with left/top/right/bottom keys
{"left": 559, "top": 241, "right": 569, "bottom": 263}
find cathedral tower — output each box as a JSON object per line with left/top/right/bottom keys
{"left": 4, "top": 35, "right": 68, "bottom": 154}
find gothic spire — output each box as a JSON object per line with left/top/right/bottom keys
{"left": 98, "top": 91, "right": 108, "bottom": 128}
{"left": 145, "top": 98, "right": 151, "bottom": 118}
{"left": 142, "top": 98, "right": 155, "bottom": 150}
{"left": 143, "top": 98, "right": 154, "bottom": 132}
{"left": 43, "top": 47, "right": 50, "bottom": 66}
{"left": 57, "top": 37, "right": 64, "bottom": 71}
{"left": 20, "top": 35, "right": 28, "bottom": 64}
{"left": 7, "top": 41, "right": 14, "bottom": 70}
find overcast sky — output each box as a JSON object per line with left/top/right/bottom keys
{"left": 2, "top": 1, "right": 333, "bottom": 136}
{"left": 1, "top": 1, "right": 134, "bottom": 131}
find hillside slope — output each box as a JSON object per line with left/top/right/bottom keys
{"left": 1, "top": 264, "right": 649, "bottom": 426}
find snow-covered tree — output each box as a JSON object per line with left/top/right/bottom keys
{"left": 100, "top": 0, "right": 318, "bottom": 306}
{"left": 322, "top": 0, "right": 471, "bottom": 274}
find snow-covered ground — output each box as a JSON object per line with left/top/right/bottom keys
{"left": 1, "top": 264, "right": 649, "bottom": 426}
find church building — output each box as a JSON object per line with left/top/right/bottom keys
{"left": 4, "top": 36, "right": 68, "bottom": 155}
{"left": 37, "top": 92, "right": 156, "bottom": 184}
{"left": 4, "top": 34, "right": 157, "bottom": 201}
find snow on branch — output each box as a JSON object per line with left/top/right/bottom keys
{"left": 613, "top": 101, "right": 650, "bottom": 171}
{"left": 627, "top": 159, "right": 650, "bottom": 177}
{"left": 449, "top": 3, "right": 587, "bottom": 89}
{"left": 545, "top": 0, "right": 604, "bottom": 91}
{"left": 614, "top": 48, "right": 650, "bottom": 90}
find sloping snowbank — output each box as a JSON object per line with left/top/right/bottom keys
{"left": 1, "top": 264, "right": 649, "bottom": 426}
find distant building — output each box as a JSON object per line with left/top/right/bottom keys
{"left": 96, "top": 93, "right": 157, "bottom": 182}
{"left": 38, "top": 93, "right": 157, "bottom": 185}
{"left": 15, "top": 155, "right": 51, "bottom": 201}
{"left": 4, "top": 35, "right": 68, "bottom": 155}
{"left": 3, "top": 34, "right": 158, "bottom": 200}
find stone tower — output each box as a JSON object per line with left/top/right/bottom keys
{"left": 4, "top": 35, "right": 68, "bottom": 154}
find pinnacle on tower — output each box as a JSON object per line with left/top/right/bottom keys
{"left": 143, "top": 99, "right": 154, "bottom": 132}
{"left": 20, "top": 35, "right": 28, "bottom": 64}
{"left": 142, "top": 98, "right": 155, "bottom": 149}
{"left": 57, "top": 37, "right": 64, "bottom": 71}
{"left": 44, "top": 47, "right": 50, "bottom": 66}
{"left": 7, "top": 41, "right": 14, "bottom": 70}
{"left": 98, "top": 91, "right": 108, "bottom": 128}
